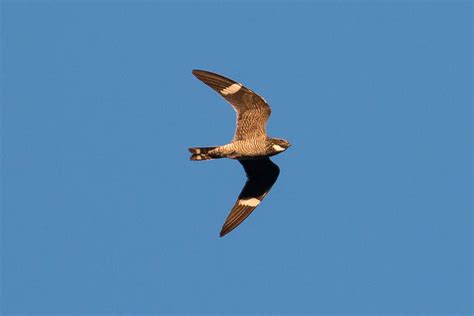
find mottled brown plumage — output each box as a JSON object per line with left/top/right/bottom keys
{"left": 189, "top": 70, "right": 291, "bottom": 237}
{"left": 192, "top": 70, "right": 271, "bottom": 141}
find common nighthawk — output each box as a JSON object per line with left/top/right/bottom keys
{"left": 189, "top": 70, "right": 291, "bottom": 237}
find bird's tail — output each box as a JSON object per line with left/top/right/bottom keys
{"left": 188, "top": 146, "right": 219, "bottom": 161}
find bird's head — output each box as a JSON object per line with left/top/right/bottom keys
{"left": 268, "top": 138, "right": 291, "bottom": 155}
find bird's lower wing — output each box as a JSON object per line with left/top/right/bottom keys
{"left": 220, "top": 158, "right": 280, "bottom": 237}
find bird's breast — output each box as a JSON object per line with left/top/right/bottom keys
{"left": 230, "top": 139, "right": 269, "bottom": 158}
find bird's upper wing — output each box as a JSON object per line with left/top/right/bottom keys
{"left": 192, "top": 69, "right": 271, "bottom": 141}
{"left": 220, "top": 158, "right": 280, "bottom": 237}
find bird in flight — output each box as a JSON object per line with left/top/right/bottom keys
{"left": 189, "top": 70, "right": 291, "bottom": 237}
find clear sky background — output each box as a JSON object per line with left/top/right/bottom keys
{"left": 1, "top": 1, "right": 471, "bottom": 315}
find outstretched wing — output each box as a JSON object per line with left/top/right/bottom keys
{"left": 192, "top": 69, "right": 271, "bottom": 141}
{"left": 220, "top": 158, "right": 280, "bottom": 237}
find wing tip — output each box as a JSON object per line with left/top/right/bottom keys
{"left": 191, "top": 69, "right": 237, "bottom": 86}
{"left": 192, "top": 69, "right": 210, "bottom": 78}
{"left": 219, "top": 226, "right": 233, "bottom": 238}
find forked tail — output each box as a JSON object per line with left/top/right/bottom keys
{"left": 188, "top": 146, "right": 218, "bottom": 161}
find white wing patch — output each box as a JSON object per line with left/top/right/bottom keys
{"left": 221, "top": 83, "right": 242, "bottom": 95}
{"left": 272, "top": 144, "right": 285, "bottom": 152}
{"left": 238, "top": 198, "right": 260, "bottom": 207}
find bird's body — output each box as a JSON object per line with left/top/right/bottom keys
{"left": 189, "top": 70, "right": 291, "bottom": 237}
{"left": 191, "top": 137, "right": 287, "bottom": 160}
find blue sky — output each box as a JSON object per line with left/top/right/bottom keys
{"left": 1, "top": 1, "right": 471, "bottom": 315}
